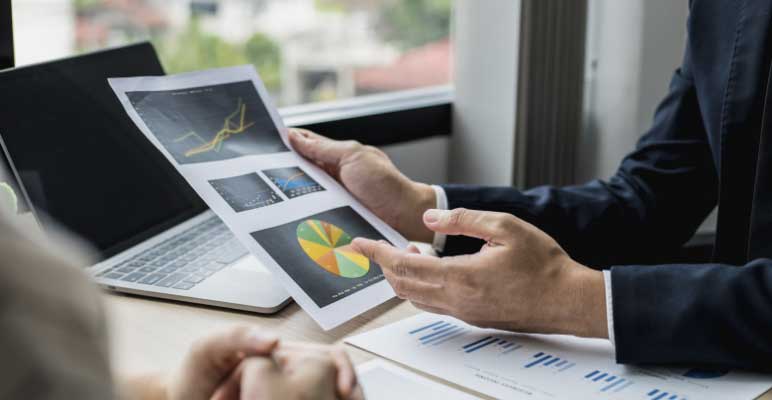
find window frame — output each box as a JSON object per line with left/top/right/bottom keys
{"left": 0, "top": 2, "right": 455, "bottom": 212}
{"left": 283, "top": 86, "right": 453, "bottom": 146}
{"left": 2, "top": 0, "right": 453, "bottom": 146}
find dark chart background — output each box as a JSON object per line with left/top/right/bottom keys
{"left": 209, "top": 173, "right": 282, "bottom": 212}
{"left": 127, "top": 80, "right": 288, "bottom": 164}
{"left": 262, "top": 166, "right": 326, "bottom": 199}
{"left": 251, "top": 206, "right": 389, "bottom": 307}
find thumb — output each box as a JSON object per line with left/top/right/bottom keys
{"left": 422, "top": 208, "right": 517, "bottom": 245}
{"left": 169, "top": 327, "right": 279, "bottom": 400}
{"left": 195, "top": 327, "right": 279, "bottom": 370}
{"left": 288, "top": 128, "right": 360, "bottom": 167}
{"left": 239, "top": 358, "right": 283, "bottom": 399}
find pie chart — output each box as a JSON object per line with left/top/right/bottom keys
{"left": 296, "top": 219, "right": 370, "bottom": 278}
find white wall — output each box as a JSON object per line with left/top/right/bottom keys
{"left": 449, "top": 0, "right": 521, "bottom": 185}
{"left": 578, "top": 0, "right": 688, "bottom": 182}
{"left": 12, "top": 0, "right": 75, "bottom": 65}
{"left": 578, "top": 0, "right": 718, "bottom": 232}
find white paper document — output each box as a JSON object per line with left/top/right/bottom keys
{"left": 357, "top": 359, "right": 481, "bottom": 400}
{"left": 108, "top": 66, "right": 407, "bottom": 329}
{"left": 346, "top": 313, "right": 772, "bottom": 400}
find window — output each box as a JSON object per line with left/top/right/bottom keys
{"left": 11, "top": 0, "right": 453, "bottom": 107}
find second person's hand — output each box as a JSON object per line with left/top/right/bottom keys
{"left": 212, "top": 342, "right": 365, "bottom": 400}
{"left": 289, "top": 128, "right": 436, "bottom": 242}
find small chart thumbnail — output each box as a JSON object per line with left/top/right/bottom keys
{"left": 209, "top": 173, "right": 282, "bottom": 212}
{"left": 262, "top": 166, "right": 325, "bottom": 199}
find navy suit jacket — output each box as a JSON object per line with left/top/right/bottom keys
{"left": 441, "top": 0, "right": 772, "bottom": 370}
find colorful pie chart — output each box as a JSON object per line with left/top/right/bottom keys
{"left": 296, "top": 219, "right": 370, "bottom": 278}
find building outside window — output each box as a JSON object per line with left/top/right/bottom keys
{"left": 12, "top": 0, "right": 453, "bottom": 106}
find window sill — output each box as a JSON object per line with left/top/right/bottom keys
{"left": 279, "top": 85, "right": 453, "bottom": 146}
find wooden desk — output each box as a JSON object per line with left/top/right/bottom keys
{"left": 105, "top": 293, "right": 415, "bottom": 374}
{"left": 105, "top": 292, "right": 492, "bottom": 398}
{"left": 105, "top": 293, "right": 772, "bottom": 400}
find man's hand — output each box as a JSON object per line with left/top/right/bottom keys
{"left": 289, "top": 129, "right": 436, "bottom": 242}
{"left": 122, "top": 326, "right": 362, "bottom": 400}
{"left": 352, "top": 208, "right": 608, "bottom": 338}
{"left": 121, "top": 326, "right": 279, "bottom": 400}
{"left": 166, "top": 326, "right": 280, "bottom": 400}
{"left": 212, "top": 342, "right": 365, "bottom": 400}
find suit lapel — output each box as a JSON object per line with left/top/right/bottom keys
{"left": 714, "top": 0, "right": 772, "bottom": 264}
{"left": 747, "top": 2, "right": 772, "bottom": 259}
{"left": 749, "top": 9, "right": 772, "bottom": 258}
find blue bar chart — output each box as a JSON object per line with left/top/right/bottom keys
{"left": 584, "top": 370, "right": 634, "bottom": 393}
{"left": 349, "top": 314, "right": 772, "bottom": 400}
{"left": 646, "top": 388, "right": 686, "bottom": 400}
{"left": 524, "top": 352, "right": 575, "bottom": 372}
{"left": 409, "top": 320, "right": 469, "bottom": 346}
{"left": 461, "top": 336, "right": 523, "bottom": 354}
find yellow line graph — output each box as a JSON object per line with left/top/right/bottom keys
{"left": 173, "top": 97, "right": 256, "bottom": 158}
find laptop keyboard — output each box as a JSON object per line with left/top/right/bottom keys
{"left": 97, "top": 216, "right": 249, "bottom": 290}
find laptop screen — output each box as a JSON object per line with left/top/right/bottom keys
{"left": 0, "top": 43, "right": 207, "bottom": 259}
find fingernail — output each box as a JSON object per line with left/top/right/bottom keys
{"left": 423, "top": 209, "right": 442, "bottom": 224}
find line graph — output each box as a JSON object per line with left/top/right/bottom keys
{"left": 127, "top": 80, "right": 288, "bottom": 164}
{"left": 263, "top": 167, "right": 325, "bottom": 198}
{"left": 174, "top": 98, "right": 256, "bottom": 157}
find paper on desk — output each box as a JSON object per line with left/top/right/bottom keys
{"left": 357, "top": 359, "right": 482, "bottom": 400}
{"left": 108, "top": 66, "right": 407, "bottom": 330}
{"left": 346, "top": 313, "right": 772, "bottom": 400}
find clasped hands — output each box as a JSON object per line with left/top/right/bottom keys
{"left": 290, "top": 128, "right": 608, "bottom": 339}
{"left": 125, "top": 326, "right": 364, "bottom": 400}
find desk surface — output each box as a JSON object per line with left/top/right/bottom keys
{"left": 104, "top": 292, "right": 492, "bottom": 397}
{"left": 105, "top": 293, "right": 772, "bottom": 400}
{"left": 105, "top": 293, "right": 413, "bottom": 373}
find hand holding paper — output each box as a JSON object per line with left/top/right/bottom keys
{"left": 288, "top": 128, "right": 438, "bottom": 243}
{"left": 109, "top": 66, "right": 408, "bottom": 329}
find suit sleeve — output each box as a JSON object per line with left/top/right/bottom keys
{"left": 440, "top": 45, "right": 718, "bottom": 268}
{"left": 611, "top": 260, "right": 772, "bottom": 370}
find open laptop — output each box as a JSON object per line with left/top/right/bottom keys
{"left": 0, "top": 42, "right": 291, "bottom": 313}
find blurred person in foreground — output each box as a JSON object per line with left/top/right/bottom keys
{"left": 0, "top": 206, "right": 363, "bottom": 400}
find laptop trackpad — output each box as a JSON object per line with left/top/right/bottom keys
{"left": 231, "top": 254, "right": 272, "bottom": 274}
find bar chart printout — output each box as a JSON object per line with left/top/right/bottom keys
{"left": 461, "top": 336, "right": 522, "bottom": 354}
{"left": 584, "top": 370, "right": 634, "bottom": 393}
{"left": 524, "top": 351, "right": 575, "bottom": 372}
{"left": 409, "top": 320, "right": 468, "bottom": 346}
{"left": 646, "top": 388, "right": 685, "bottom": 400}
{"left": 346, "top": 313, "right": 772, "bottom": 400}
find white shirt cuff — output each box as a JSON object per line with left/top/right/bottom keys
{"left": 603, "top": 269, "right": 616, "bottom": 346}
{"left": 429, "top": 185, "right": 616, "bottom": 346}
{"left": 431, "top": 185, "right": 448, "bottom": 253}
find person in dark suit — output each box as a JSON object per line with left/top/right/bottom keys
{"left": 289, "top": 0, "right": 772, "bottom": 371}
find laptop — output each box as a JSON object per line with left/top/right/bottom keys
{"left": 0, "top": 42, "right": 291, "bottom": 313}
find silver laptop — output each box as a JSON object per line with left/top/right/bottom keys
{"left": 0, "top": 43, "right": 290, "bottom": 313}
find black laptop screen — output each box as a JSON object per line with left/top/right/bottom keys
{"left": 0, "top": 43, "right": 206, "bottom": 259}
